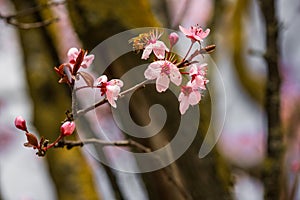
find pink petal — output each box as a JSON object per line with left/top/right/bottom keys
{"left": 82, "top": 54, "right": 95, "bottom": 68}
{"left": 156, "top": 75, "right": 170, "bottom": 92}
{"left": 153, "top": 41, "right": 169, "bottom": 59}
{"left": 189, "top": 65, "right": 197, "bottom": 75}
{"left": 170, "top": 67, "right": 182, "bottom": 86}
{"left": 106, "top": 93, "right": 117, "bottom": 108}
{"left": 141, "top": 44, "right": 153, "bottom": 60}
{"left": 201, "top": 28, "right": 210, "bottom": 39}
{"left": 179, "top": 95, "right": 189, "bottom": 115}
{"left": 106, "top": 85, "right": 121, "bottom": 108}
{"left": 144, "top": 62, "right": 161, "bottom": 80}
{"left": 188, "top": 91, "right": 201, "bottom": 105}
{"left": 67, "top": 47, "right": 79, "bottom": 62}
{"left": 97, "top": 75, "right": 108, "bottom": 84}
{"left": 178, "top": 92, "right": 184, "bottom": 102}
{"left": 110, "top": 79, "right": 124, "bottom": 87}
{"left": 179, "top": 25, "right": 192, "bottom": 36}
{"left": 195, "top": 77, "right": 206, "bottom": 90}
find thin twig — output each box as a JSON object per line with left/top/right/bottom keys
{"left": 75, "top": 79, "right": 150, "bottom": 118}
{"left": 119, "top": 79, "right": 150, "bottom": 97}
{"left": 4, "top": 17, "right": 59, "bottom": 29}
{"left": 0, "top": 0, "right": 67, "bottom": 29}
{"left": 55, "top": 138, "right": 151, "bottom": 152}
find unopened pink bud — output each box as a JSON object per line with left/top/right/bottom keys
{"left": 14, "top": 116, "right": 28, "bottom": 132}
{"left": 169, "top": 32, "right": 179, "bottom": 46}
{"left": 60, "top": 121, "right": 76, "bottom": 136}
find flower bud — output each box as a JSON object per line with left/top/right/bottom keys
{"left": 60, "top": 121, "right": 76, "bottom": 136}
{"left": 14, "top": 116, "right": 28, "bottom": 132}
{"left": 169, "top": 32, "right": 179, "bottom": 47}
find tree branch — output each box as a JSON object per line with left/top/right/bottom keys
{"left": 257, "top": 0, "right": 284, "bottom": 199}
{"left": 0, "top": 0, "right": 66, "bottom": 29}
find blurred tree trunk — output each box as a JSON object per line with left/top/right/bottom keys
{"left": 10, "top": 0, "right": 100, "bottom": 199}
{"left": 67, "top": 0, "right": 231, "bottom": 199}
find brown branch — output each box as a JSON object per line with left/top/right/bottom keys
{"left": 3, "top": 17, "right": 59, "bottom": 29}
{"left": 257, "top": 0, "right": 284, "bottom": 199}
{"left": 55, "top": 138, "right": 151, "bottom": 152}
{"left": 0, "top": 0, "right": 67, "bottom": 29}
{"left": 74, "top": 80, "right": 149, "bottom": 119}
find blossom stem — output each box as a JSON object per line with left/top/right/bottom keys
{"left": 178, "top": 42, "right": 195, "bottom": 66}
{"left": 43, "top": 134, "right": 64, "bottom": 151}
{"left": 118, "top": 79, "right": 150, "bottom": 97}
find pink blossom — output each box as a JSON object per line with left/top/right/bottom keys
{"left": 60, "top": 121, "right": 76, "bottom": 136}
{"left": 169, "top": 32, "right": 179, "bottom": 47}
{"left": 141, "top": 30, "right": 169, "bottom": 60}
{"left": 14, "top": 116, "right": 28, "bottom": 132}
{"left": 189, "top": 63, "right": 209, "bottom": 90}
{"left": 67, "top": 47, "right": 94, "bottom": 68}
{"left": 179, "top": 25, "right": 210, "bottom": 42}
{"left": 178, "top": 81, "right": 201, "bottom": 114}
{"left": 144, "top": 60, "right": 182, "bottom": 92}
{"left": 97, "top": 75, "right": 124, "bottom": 108}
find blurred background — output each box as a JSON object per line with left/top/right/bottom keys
{"left": 0, "top": 0, "right": 299, "bottom": 199}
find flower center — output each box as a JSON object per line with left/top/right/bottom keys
{"left": 161, "top": 62, "right": 171, "bottom": 75}
{"left": 181, "top": 86, "right": 193, "bottom": 96}
{"left": 98, "top": 82, "right": 108, "bottom": 96}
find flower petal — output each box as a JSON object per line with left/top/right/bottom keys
{"left": 82, "top": 54, "right": 95, "bottom": 68}
{"left": 144, "top": 62, "right": 161, "bottom": 80}
{"left": 179, "top": 25, "right": 192, "bottom": 36}
{"left": 179, "top": 95, "right": 189, "bottom": 115}
{"left": 188, "top": 91, "right": 201, "bottom": 105}
{"left": 169, "top": 65, "right": 182, "bottom": 86}
{"left": 156, "top": 75, "right": 170, "bottom": 92}
{"left": 67, "top": 47, "right": 79, "bottom": 63}
{"left": 141, "top": 44, "right": 153, "bottom": 60}
{"left": 97, "top": 75, "right": 108, "bottom": 84}
{"left": 110, "top": 79, "right": 124, "bottom": 87}
{"left": 153, "top": 41, "right": 169, "bottom": 59}
{"left": 201, "top": 28, "right": 210, "bottom": 39}
{"left": 106, "top": 85, "right": 121, "bottom": 108}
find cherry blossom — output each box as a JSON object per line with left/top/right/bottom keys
{"left": 144, "top": 60, "right": 182, "bottom": 92}
{"left": 14, "top": 116, "right": 28, "bottom": 132}
{"left": 179, "top": 25, "right": 210, "bottom": 42}
{"left": 60, "top": 121, "right": 76, "bottom": 136}
{"left": 96, "top": 75, "right": 124, "bottom": 108}
{"left": 141, "top": 30, "right": 169, "bottom": 60}
{"left": 178, "top": 81, "right": 201, "bottom": 114}
{"left": 67, "top": 47, "right": 95, "bottom": 68}
{"left": 189, "top": 63, "right": 209, "bottom": 90}
{"left": 54, "top": 48, "right": 95, "bottom": 84}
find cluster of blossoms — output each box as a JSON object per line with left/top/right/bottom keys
{"left": 14, "top": 24, "right": 213, "bottom": 156}
{"left": 55, "top": 24, "right": 212, "bottom": 115}
{"left": 130, "top": 25, "right": 211, "bottom": 114}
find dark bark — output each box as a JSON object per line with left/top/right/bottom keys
{"left": 257, "top": 0, "right": 283, "bottom": 199}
